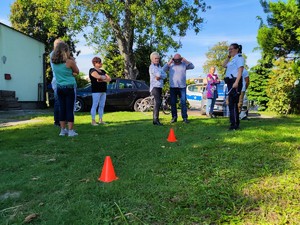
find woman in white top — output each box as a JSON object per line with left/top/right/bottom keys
{"left": 223, "top": 43, "right": 244, "bottom": 130}
{"left": 149, "top": 52, "right": 166, "bottom": 125}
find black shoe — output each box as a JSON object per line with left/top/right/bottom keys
{"left": 153, "top": 121, "right": 163, "bottom": 126}
{"left": 228, "top": 125, "right": 239, "bottom": 131}
{"left": 228, "top": 125, "right": 236, "bottom": 131}
{"left": 183, "top": 118, "right": 189, "bottom": 123}
{"left": 170, "top": 117, "right": 177, "bottom": 123}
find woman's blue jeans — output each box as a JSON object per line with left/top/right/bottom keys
{"left": 206, "top": 98, "right": 216, "bottom": 115}
{"left": 57, "top": 87, "right": 75, "bottom": 122}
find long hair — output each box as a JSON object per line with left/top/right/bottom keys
{"left": 51, "top": 42, "right": 70, "bottom": 64}
{"left": 230, "top": 43, "right": 242, "bottom": 53}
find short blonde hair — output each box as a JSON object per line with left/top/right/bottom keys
{"left": 150, "top": 52, "right": 160, "bottom": 61}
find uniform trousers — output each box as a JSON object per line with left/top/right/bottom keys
{"left": 227, "top": 82, "right": 241, "bottom": 128}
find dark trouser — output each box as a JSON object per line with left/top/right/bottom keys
{"left": 227, "top": 80, "right": 242, "bottom": 128}
{"left": 151, "top": 87, "right": 162, "bottom": 121}
{"left": 170, "top": 87, "right": 188, "bottom": 119}
{"left": 54, "top": 89, "right": 60, "bottom": 125}
{"left": 57, "top": 87, "right": 75, "bottom": 122}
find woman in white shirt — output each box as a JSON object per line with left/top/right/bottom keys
{"left": 223, "top": 43, "right": 244, "bottom": 130}
{"left": 149, "top": 52, "right": 166, "bottom": 126}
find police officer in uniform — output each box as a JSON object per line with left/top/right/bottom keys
{"left": 223, "top": 43, "right": 244, "bottom": 130}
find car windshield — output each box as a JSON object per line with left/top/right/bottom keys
{"left": 188, "top": 84, "right": 205, "bottom": 93}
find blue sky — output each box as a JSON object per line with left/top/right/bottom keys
{"left": 0, "top": 0, "right": 268, "bottom": 78}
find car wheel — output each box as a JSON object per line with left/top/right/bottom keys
{"left": 75, "top": 98, "right": 85, "bottom": 112}
{"left": 133, "top": 98, "right": 144, "bottom": 112}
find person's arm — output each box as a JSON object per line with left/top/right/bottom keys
{"left": 223, "top": 55, "right": 231, "bottom": 68}
{"left": 66, "top": 59, "right": 79, "bottom": 75}
{"left": 91, "top": 70, "right": 105, "bottom": 80}
{"left": 182, "top": 57, "right": 194, "bottom": 70}
{"left": 162, "top": 62, "right": 171, "bottom": 72}
{"left": 215, "top": 75, "right": 220, "bottom": 84}
{"left": 149, "top": 65, "right": 160, "bottom": 81}
{"left": 245, "top": 76, "right": 250, "bottom": 89}
{"left": 233, "top": 56, "right": 245, "bottom": 89}
{"left": 104, "top": 74, "right": 112, "bottom": 82}
{"left": 207, "top": 74, "right": 213, "bottom": 85}
{"left": 233, "top": 67, "right": 244, "bottom": 89}
{"left": 153, "top": 65, "right": 162, "bottom": 80}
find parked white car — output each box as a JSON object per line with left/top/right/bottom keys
{"left": 187, "top": 82, "right": 249, "bottom": 117}
{"left": 186, "top": 83, "right": 206, "bottom": 109}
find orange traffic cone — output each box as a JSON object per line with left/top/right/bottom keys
{"left": 167, "top": 128, "right": 177, "bottom": 142}
{"left": 98, "top": 156, "right": 118, "bottom": 183}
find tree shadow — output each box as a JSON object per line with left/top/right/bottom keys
{"left": 0, "top": 112, "right": 299, "bottom": 224}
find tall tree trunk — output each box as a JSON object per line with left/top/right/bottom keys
{"left": 104, "top": 2, "right": 139, "bottom": 80}
{"left": 118, "top": 40, "right": 139, "bottom": 80}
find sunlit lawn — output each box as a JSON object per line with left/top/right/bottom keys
{"left": 0, "top": 110, "right": 300, "bottom": 224}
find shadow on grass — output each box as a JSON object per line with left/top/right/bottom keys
{"left": 0, "top": 112, "right": 299, "bottom": 224}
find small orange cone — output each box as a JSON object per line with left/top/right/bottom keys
{"left": 98, "top": 156, "right": 118, "bottom": 183}
{"left": 167, "top": 128, "right": 177, "bottom": 142}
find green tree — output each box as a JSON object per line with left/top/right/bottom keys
{"left": 258, "top": 0, "right": 300, "bottom": 58}
{"left": 101, "top": 40, "right": 125, "bottom": 78}
{"left": 70, "top": 0, "right": 210, "bottom": 79}
{"left": 9, "top": 0, "right": 78, "bottom": 81}
{"left": 254, "top": 0, "right": 300, "bottom": 114}
{"left": 202, "top": 41, "right": 248, "bottom": 79}
{"left": 202, "top": 41, "right": 229, "bottom": 78}
{"left": 266, "top": 57, "right": 298, "bottom": 114}
{"left": 75, "top": 72, "right": 89, "bottom": 88}
{"left": 247, "top": 55, "right": 272, "bottom": 111}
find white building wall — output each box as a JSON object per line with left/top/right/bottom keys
{"left": 0, "top": 23, "right": 45, "bottom": 101}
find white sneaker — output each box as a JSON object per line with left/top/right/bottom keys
{"left": 59, "top": 128, "right": 68, "bottom": 136}
{"left": 68, "top": 129, "right": 78, "bottom": 137}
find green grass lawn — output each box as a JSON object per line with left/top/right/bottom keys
{"left": 0, "top": 111, "right": 300, "bottom": 224}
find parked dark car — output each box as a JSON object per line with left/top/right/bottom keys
{"left": 75, "top": 78, "right": 150, "bottom": 112}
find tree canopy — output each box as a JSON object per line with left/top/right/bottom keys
{"left": 9, "top": 0, "right": 78, "bottom": 81}
{"left": 202, "top": 41, "right": 248, "bottom": 79}
{"left": 252, "top": 0, "right": 300, "bottom": 114}
{"left": 70, "top": 0, "right": 210, "bottom": 79}
{"left": 258, "top": 0, "right": 300, "bottom": 58}
{"left": 202, "top": 41, "right": 229, "bottom": 78}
